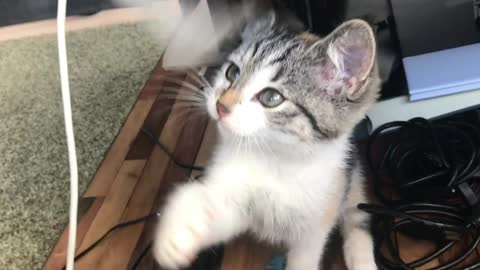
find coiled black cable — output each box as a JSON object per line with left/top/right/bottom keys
{"left": 360, "top": 114, "right": 480, "bottom": 270}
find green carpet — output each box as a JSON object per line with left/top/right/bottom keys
{"left": 0, "top": 22, "right": 172, "bottom": 269}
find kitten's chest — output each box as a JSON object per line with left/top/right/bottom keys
{"left": 213, "top": 149, "right": 344, "bottom": 199}
{"left": 246, "top": 173, "right": 341, "bottom": 243}
{"left": 210, "top": 146, "right": 347, "bottom": 240}
{"left": 237, "top": 158, "right": 343, "bottom": 240}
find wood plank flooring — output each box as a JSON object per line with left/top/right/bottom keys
{"left": 43, "top": 58, "right": 476, "bottom": 270}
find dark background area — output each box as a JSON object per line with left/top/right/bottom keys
{"left": 0, "top": 0, "right": 114, "bottom": 26}
{"left": 391, "top": 0, "right": 480, "bottom": 57}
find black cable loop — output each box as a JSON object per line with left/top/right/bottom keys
{"left": 362, "top": 116, "right": 480, "bottom": 270}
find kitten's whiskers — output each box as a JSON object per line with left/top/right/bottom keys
{"left": 159, "top": 76, "right": 210, "bottom": 95}
{"left": 187, "top": 68, "right": 212, "bottom": 89}
{"left": 257, "top": 135, "right": 275, "bottom": 159}
{"left": 161, "top": 86, "right": 206, "bottom": 99}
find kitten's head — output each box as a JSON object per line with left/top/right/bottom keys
{"left": 205, "top": 12, "right": 380, "bottom": 144}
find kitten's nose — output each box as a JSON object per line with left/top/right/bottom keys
{"left": 216, "top": 101, "right": 230, "bottom": 119}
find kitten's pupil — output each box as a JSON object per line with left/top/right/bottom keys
{"left": 257, "top": 88, "right": 284, "bottom": 108}
{"left": 225, "top": 63, "right": 240, "bottom": 82}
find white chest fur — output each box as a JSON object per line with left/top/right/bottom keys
{"left": 205, "top": 135, "right": 350, "bottom": 243}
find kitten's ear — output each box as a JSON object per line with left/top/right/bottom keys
{"left": 314, "top": 19, "right": 376, "bottom": 99}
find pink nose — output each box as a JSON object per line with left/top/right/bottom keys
{"left": 216, "top": 101, "right": 230, "bottom": 119}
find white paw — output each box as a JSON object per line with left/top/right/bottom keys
{"left": 153, "top": 186, "right": 214, "bottom": 269}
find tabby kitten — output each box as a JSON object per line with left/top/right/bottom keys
{"left": 153, "top": 11, "right": 380, "bottom": 270}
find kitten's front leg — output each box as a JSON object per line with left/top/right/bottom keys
{"left": 153, "top": 181, "right": 245, "bottom": 269}
{"left": 285, "top": 225, "right": 334, "bottom": 270}
{"left": 286, "top": 237, "right": 326, "bottom": 270}
{"left": 341, "top": 168, "right": 377, "bottom": 270}
{"left": 286, "top": 197, "right": 341, "bottom": 270}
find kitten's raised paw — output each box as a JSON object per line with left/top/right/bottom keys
{"left": 153, "top": 186, "right": 214, "bottom": 269}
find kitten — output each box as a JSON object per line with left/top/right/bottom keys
{"left": 153, "top": 11, "right": 380, "bottom": 270}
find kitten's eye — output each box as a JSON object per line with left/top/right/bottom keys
{"left": 225, "top": 63, "right": 240, "bottom": 82}
{"left": 256, "top": 88, "right": 285, "bottom": 108}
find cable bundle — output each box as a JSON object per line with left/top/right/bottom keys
{"left": 359, "top": 112, "right": 480, "bottom": 270}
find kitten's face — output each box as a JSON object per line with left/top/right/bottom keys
{"left": 207, "top": 59, "right": 285, "bottom": 137}
{"left": 205, "top": 15, "right": 380, "bottom": 144}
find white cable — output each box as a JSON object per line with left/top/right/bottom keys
{"left": 56, "top": 1, "right": 79, "bottom": 270}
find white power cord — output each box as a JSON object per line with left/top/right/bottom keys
{"left": 56, "top": 0, "right": 79, "bottom": 270}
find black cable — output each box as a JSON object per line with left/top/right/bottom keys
{"left": 61, "top": 213, "right": 159, "bottom": 270}
{"left": 61, "top": 128, "right": 207, "bottom": 270}
{"left": 361, "top": 115, "right": 480, "bottom": 270}
{"left": 140, "top": 128, "right": 205, "bottom": 171}
{"left": 358, "top": 203, "right": 466, "bottom": 233}
{"left": 367, "top": 117, "right": 480, "bottom": 206}
{"left": 129, "top": 243, "right": 152, "bottom": 270}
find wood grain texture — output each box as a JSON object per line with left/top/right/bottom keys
{"left": 191, "top": 120, "right": 217, "bottom": 178}
{"left": 43, "top": 198, "right": 104, "bottom": 270}
{"left": 94, "top": 109, "right": 196, "bottom": 269}
{"left": 75, "top": 160, "right": 147, "bottom": 270}
{"left": 125, "top": 73, "right": 186, "bottom": 161}
{"left": 221, "top": 237, "right": 275, "bottom": 270}
{"left": 128, "top": 113, "right": 212, "bottom": 269}
{"left": 128, "top": 115, "right": 211, "bottom": 270}
{"left": 83, "top": 63, "right": 166, "bottom": 198}
{"left": 95, "top": 99, "right": 208, "bottom": 269}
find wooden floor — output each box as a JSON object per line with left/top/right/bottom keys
{"left": 42, "top": 58, "right": 478, "bottom": 270}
